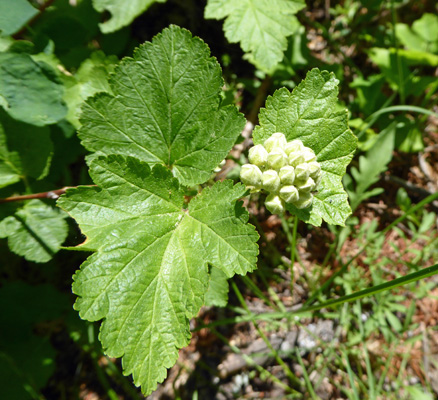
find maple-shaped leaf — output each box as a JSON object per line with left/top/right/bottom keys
{"left": 205, "top": 0, "right": 306, "bottom": 71}
{"left": 79, "top": 25, "right": 245, "bottom": 186}
{"left": 57, "top": 155, "right": 259, "bottom": 395}
{"left": 253, "top": 69, "right": 358, "bottom": 226}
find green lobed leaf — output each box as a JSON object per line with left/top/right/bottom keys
{"left": 0, "top": 52, "right": 67, "bottom": 126}
{"left": 0, "top": 110, "right": 53, "bottom": 188}
{"left": 57, "top": 154, "right": 259, "bottom": 394}
{"left": 205, "top": 0, "right": 306, "bottom": 71}
{"left": 92, "top": 0, "right": 167, "bottom": 33}
{"left": 0, "top": 200, "right": 68, "bottom": 263}
{"left": 253, "top": 68, "right": 357, "bottom": 226}
{"left": 79, "top": 25, "right": 245, "bottom": 186}
{"left": 0, "top": 0, "right": 38, "bottom": 36}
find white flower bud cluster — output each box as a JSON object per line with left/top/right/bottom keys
{"left": 240, "top": 132, "right": 322, "bottom": 214}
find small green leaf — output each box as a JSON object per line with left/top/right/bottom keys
{"left": 253, "top": 68, "right": 357, "bottom": 226}
{"left": 0, "top": 200, "right": 68, "bottom": 263}
{"left": 79, "top": 25, "right": 245, "bottom": 186}
{"left": 205, "top": 0, "right": 305, "bottom": 71}
{"left": 92, "top": 0, "right": 167, "bottom": 33}
{"left": 58, "top": 154, "right": 259, "bottom": 395}
{"left": 346, "top": 122, "right": 395, "bottom": 211}
{"left": 0, "top": 0, "right": 38, "bottom": 36}
{"left": 205, "top": 266, "right": 229, "bottom": 307}
{"left": 0, "top": 110, "right": 53, "bottom": 188}
{"left": 0, "top": 52, "right": 67, "bottom": 126}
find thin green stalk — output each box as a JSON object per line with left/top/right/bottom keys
{"left": 342, "top": 350, "right": 360, "bottom": 400}
{"left": 355, "top": 301, "right": 375, "bottom": 399}
{"left": 230, "top": 281, "right": 302, "bottom": 388}
{"left": 256, "top": 266, "right": 287, "bottom": 312}
{"left": 103, "top": 356, "right": 142, "bottom": 399}
{"left": 281, "top": 214, "right": 299, "bottom": 292}
{"left": 240, "top": 275, "right": 277, "bottom": 310}
{"left": 294, "top": 349, "right": 320, "bottom": 400}
{"left": 390, "top": 0, "right": 405, "bottom": 104}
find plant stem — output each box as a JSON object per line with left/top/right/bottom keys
{"left": 281, "top": 214, "right": 299, "bottom": 293}
{"left": 0, "top": 186, "right": 95, "bottom": 203}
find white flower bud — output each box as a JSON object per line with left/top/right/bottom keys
{"left": 307, "top": 161, "right": 321, "bottom": 179}
{"left": 284, "top": 139, "right": 304, "bottom": 155}
{"left": 267, "top": 149, "right": 287, "bottom": 170}
{"left": 264, "top": 132, "right": 287, "bottom": 152}
{"left": 279, "top": 185, "right": 299, "bottom": 203}
{"left": 288, "top": 152, "right": 305, "bottom": 167}
{"left": 296, "top": 177, "right": 316, "bottom": 192}
{"left": 293, "top": 192, "right": 313, "bottom": 209}
{"left": 262, "top": 170, "right": 280, "bottom": 192}
{"left": 278, "top": 166, "right": 295, "bottom": 185}
{"left": 265, "top": 193, "right": 285, "bottom": 214}
{"left": 302, "top": 148, "right": 317, "bottom": 163}
{"left": 294, "top": 164, "right": 310, "bottom": 182}
{"left": 248, "top": 144, "right": 268, "bottom": 167}
{"left": 240, "top": 164, "right": 262, "bottom": 188}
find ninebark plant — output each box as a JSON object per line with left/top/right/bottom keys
{"left": 57, "top": 26, "right": 357, "bottom": 395}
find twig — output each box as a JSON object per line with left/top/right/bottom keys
{"left": 247, "top": 76, "right": 272, "bottom": 125}
{"left": 13, "top": 0, "right": 56, "bottom": 38}
{"left": 0, "top": 187, "right": 81, "bottom": 203}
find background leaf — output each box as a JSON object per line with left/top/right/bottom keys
{"left": 0, "top": 110, "right": 53, "bottom": 188}
{"left": 253, "top": 68, "right": 357, "bottom": 226}
{"left": 58, "top": 155, "right": 259, "bottom": 394}
{"left": 205, "top": 0, "right": 305, "bottom": 71}
{"left": 79, "top": 25, "right": 245, "bottom": 186}
{"left": 92, "top": 0, "right": 167, "bottom": 33}
{"left": 0, "top": 52, "right": 67, "bottom": 126}
{"left": 0, "top": 0, "right": 38, "bottom": 36}
{"left": 0, "top": 200, "right": 68, "bottom": 263}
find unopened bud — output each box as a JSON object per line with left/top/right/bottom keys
{"left": 240, "top": 164, "right": 262, "bottom": 187}
{"left": 288, "top": 152, "right": 305, "bottom": 167}
{"left": 264, "top": 132, "right": 287, "bottom": 152}
{"left": 267, "top": 149, "right": 287, "bottom": 170}
{"left": 265, "top": 194, "right": 285, "bottom": 214}
{"left": 248, "top": 144, "right": 268, "bottom": 167}
{"left": 297, "top": 177, "right": 316, "bottom": 192}
{"left": 279, "top": 166, "right": 295, "bottom": 185}
{"left": 279, "top": 185, "right": 299, "bottom": 203}
{"left": 284, "top": 139, "right": 304, "bottom": 155}
{"left": 302, "top": 148, "right": 317, "bottom": 163}
{"left": 294, "top": 192, "right": 313, "bottom": 209}
{"left": 262, "top": 170, "right": 280, "bottom": 192}
{"left": 295, "top": 164, "right": 310, "bottom": 182}
{"left": 307, "top": 161, "right": 321, "bottom": 179}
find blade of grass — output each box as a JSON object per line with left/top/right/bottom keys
{"left": 195, "top": 263, "right": 438, "bottom": 330}
{"left": 294, "top": 348, "right": 320, "bottom": 400}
